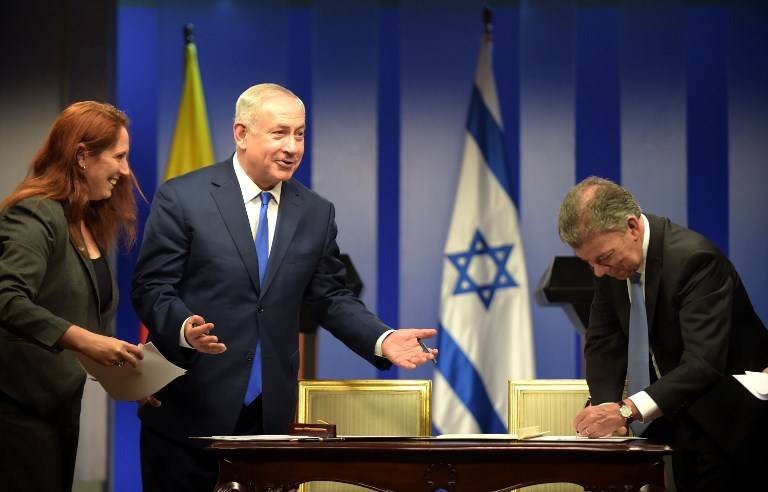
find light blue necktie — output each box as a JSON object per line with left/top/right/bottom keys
{"left": 244, "top": 191, "right": 271, "bottom": 405}
{"left": 628, "top": 272, "right": 650, "bottom": 435}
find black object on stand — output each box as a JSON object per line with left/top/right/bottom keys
{"left": 536, "top": 256, "right": 595, "bottom": 335}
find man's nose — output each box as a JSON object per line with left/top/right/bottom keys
{"left": 283, "top": 135, "right": 298, "bottom": 153}
{"left": 590, "top": 262, "right": 608, "bottom": 278}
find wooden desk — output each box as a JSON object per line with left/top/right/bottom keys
{"left": 210, "top": 438, "right": 671, "bottom": 492}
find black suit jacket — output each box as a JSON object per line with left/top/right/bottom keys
{"left": 0, "top": 197, "right": 116, "bottom": 417}
{"left": 586, "top": 214, "right": 768, "bottom": 458}
{"left": 132, "top": 158, "right": 391, "bottom": 439}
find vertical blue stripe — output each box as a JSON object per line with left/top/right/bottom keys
{"left": 576, "top": 7, "right": 620, "bottom": 184}
{"left": 377, "top": 6, "right": 400, "bottom": 380}
{"left": 494, "top": 7, "right": 521, "bottom": 209}
{"left": 114, "top": 6, "right": 158, "bottom": 492}
{"left": 575, "top": 6, "right": 620, "bottom": 377}
{"left": 287, "top": 4, "right": 313, "bottom": 189}
{"left": 687, "top": 7, "right": 729, "bottom": 255}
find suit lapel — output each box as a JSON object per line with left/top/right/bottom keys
{"left": 209, "top": 161, "right": 262, "bottom": 294}
{"left": 644, "top": 215, "right": 665, "bottom": 333}
{"left": 614, "top": 279, "right": 631, "bottom": 336}
{"left": 260, "top": 179, "right": 303, "bottom": 297}
{"left": 70, "top": 238, "right": 102, "bottom": 326}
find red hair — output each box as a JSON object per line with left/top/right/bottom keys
{"left": 2, "top": 101, "right": 143, "bottom": 251}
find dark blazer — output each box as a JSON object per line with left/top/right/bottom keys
{"left": 0, "top": 196, "right": 117, "bottom": 416}
{"left": 132, "top": 158, "right": 391, "bottom": 439}
{"left": 586, "top": 214, "right": 768, "bottom": 459}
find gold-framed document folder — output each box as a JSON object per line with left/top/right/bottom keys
{"left": 296, "top": 379, "right": 431, "bottom": 492}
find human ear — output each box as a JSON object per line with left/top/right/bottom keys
{"left": 76, "top": 144, "right": 87, "bottom": 169}
{"left": 233, "top": 123, "right": 248, "bottom": 150}
{"left": 626, "top": 215, "right": 641, "bottom": 239}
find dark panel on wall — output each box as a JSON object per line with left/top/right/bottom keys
{"left": 575, "top": 6, "right": 620, "bottom": 184}
{"left": 0, "top": 1, "right": 118, "bottom": 198}
{"left": 377, "top": 5, "right": 401, "bottom": 379}
{"left": 1, "top": 1, "right": 116, "bottom": 106}
{"left": 63, "top": 0, "right": 117, "bottom": 103}
{"left": 687, "top": 6, "right": 729, "bottom": 254}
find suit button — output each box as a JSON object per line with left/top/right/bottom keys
{"left": 246, "top": 351, "right": 254, "bottom": 361}
{"left": 257, "top": 306, "right": 264, "bottom": 314}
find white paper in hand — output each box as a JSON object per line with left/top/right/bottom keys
{"left": 733, "top": 371, "right": 768, "bottom": 400}
{"left": 76, "top": 342, "right": 186, "bottom": 400}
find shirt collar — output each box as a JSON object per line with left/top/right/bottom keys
{"left": 638, "top": 213, "right": 650, "bottom": 276}
{"left": 232, "top": 153, "right": 282, "bottom": 205}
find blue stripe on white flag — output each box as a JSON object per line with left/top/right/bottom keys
{"left": 467, "top": 86, "right": 512, "bottom": 198}
{"left": 436, "top": 323, "right": 507, "bottom": 433}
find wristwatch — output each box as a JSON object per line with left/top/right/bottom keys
{"left": 617, "top": 401, "right": 635, "bottom": 424}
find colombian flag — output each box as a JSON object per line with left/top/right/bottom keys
{"left": 139, "top": 32, "right": 214, "bottom": 343}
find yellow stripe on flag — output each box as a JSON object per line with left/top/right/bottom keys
{"left": 164, "top": 41, "right": 214, "bottom": 180}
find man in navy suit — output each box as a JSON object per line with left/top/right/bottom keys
{"left": 558, "top": 177, "right": 767, "bottom": 491}
{"left": 132, "top": 83, "right": 437, "bottom": 492}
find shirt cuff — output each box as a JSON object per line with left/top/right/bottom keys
{"left": 628, "top": 391, "right": 662, "bottom": 422}
{"left": 374, "top": 329, "right": 395, "bottom": 357}
{"left": 179, "top": 316, "right": 193, "bottom": 348}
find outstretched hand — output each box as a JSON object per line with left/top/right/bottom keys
{"left": 184, "top": 315, "right": 227, "bottom": 354}
{"left": 381, "top": 328, "right": 438, "bottom": 369}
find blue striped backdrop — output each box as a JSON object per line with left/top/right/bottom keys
{"left": 114, "top": 1, "right": 768, "bottom": 489}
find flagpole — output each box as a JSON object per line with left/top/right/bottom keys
{"left": 482, "top": 6, "right": 492, "bottom": 36}
{"left": 184, "top": 23, "right": 194, "bottom": 45}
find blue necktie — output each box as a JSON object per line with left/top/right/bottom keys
{"left": 627, "top": 272, "right": 650, "bottom": 435}
{"left": 244, "top": 191, "right": 271, "bottom": 405}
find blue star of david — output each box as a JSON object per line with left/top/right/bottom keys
{"left": 446, "top": 229, "right": 517, "bottom": 309}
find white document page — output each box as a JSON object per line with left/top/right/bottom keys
{"left": 530, "top": 436, "right": 644, "bottom": 442}
{"left": 191, "top": 435, "right": 324, "bottom": 441}
{"left": 733, "top": 371, "right": 768, "bottom": 400}
{"left": 76, "top": 342, "right": 186, "bottom": 400}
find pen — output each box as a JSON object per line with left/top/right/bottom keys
{"left": 417, "top": 338, "right": 437, "bottom": 365}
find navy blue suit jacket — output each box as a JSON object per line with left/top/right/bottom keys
{"left": 132, "top": 158, "right": 390, "bottom": 439}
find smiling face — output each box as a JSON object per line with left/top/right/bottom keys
{"left": 573, "top": 215, "right": 644, "bottom": 280}
{"left": 234, "top": 92, "right": 305, "bottom": 190}
{"left": 80, "top": 126, "right": 131, "bottom": 201}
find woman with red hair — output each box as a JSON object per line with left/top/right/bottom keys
{"left": 0, "top": 101, "right": 144, "bottom": 491}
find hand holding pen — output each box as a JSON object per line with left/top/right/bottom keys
{"left": 380, "top": 328, "right": 438, "bottom": 369}
{"left": 417, "top": 338, "right": 438, "bottom": 365}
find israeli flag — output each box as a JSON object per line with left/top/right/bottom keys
{"left": 433, "top": 32, "right": 535, "bottom": 434}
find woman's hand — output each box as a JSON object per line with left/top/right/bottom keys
{"left": 59, "top": 325, "right": 143, "bottom": 367}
